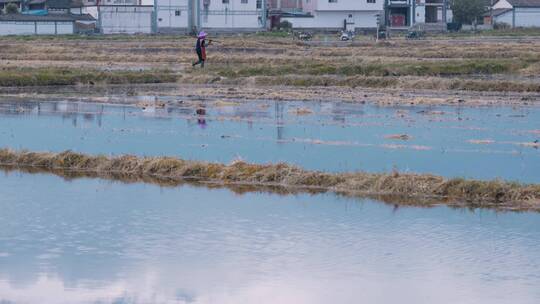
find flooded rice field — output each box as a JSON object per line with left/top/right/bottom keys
{"left": 0, "top": 98, "right": 539, "bottom": 182}
{"left": 1, "top": 171, "right": 539, "bottom": 304}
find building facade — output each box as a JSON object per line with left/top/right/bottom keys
{"left": 282, "top": 0, "right": 384, "bottom": 31}
{"left": 155, "top": 0, "right": 266, "bottom": 33}
{"left": 491, "top": 0, "right": 540, "bottom": 27}
{"left": 386, "top": 0, "right": 452, "bottom": 29}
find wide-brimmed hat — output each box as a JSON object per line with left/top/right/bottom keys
{"left": 198, "top": 31, "right": 207, "bottom": 38}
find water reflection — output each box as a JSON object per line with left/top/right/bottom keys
{"left": 0, "top": 172, "right": 539, "bottom": 303}
{"left": 0, "top": 99, "right": 539, "bottom": 181}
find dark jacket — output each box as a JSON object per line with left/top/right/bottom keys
{"left": 195, "top": 38, "right": 207, "bottom": 60}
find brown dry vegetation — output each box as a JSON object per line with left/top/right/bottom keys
{"left": 1, "top": 35, "right": 540, "bottom": 95}
{"left": 1, "top": 149, "right": 539, "bottom": 211}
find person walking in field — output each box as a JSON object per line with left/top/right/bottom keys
{"left": 192, "top": 31, "right": 211, "bottom": 68}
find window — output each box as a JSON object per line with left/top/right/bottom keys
{"left": 222, "top": 0, "right": 229, "bottom": 3}
{"left": 328, "top": 0, "right": 337, "bottom": 2}
{"left": 256, "top": 0, "right": 262, "bottom": 8}
{"left": 175, "top": 10, "right": 181, "bottom": 16}
{"left": 241, "top": 0, "right": 248, "bottom": 3}
{"left": 367, "top": 0, "right": 375, "bottom": 3}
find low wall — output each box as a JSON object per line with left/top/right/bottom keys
{"left": 0, "top": 21, "right": 74, "bottom": 35}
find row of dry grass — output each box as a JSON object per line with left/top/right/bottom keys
{"left": 1, "top": 149, "right": 539, "bottom": 211}
{"left": 1, "top": 35, "right": 539, "bottom": 92}
{"left": 0, "top": 68, "right": 177, "bottom": 86}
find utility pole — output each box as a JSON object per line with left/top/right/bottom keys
{"left": 490, "top": 0, "right": 494, "bottom": 26}
{"left": 375, "top": 12, "right": 381, "bottom": 42}
{"left": 442, "top": 0, "right": 447, "bottom": 25}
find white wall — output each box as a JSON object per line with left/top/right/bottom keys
{"left": 57, "top": 22, "right": 75, "bottom": 34}
{"left": 201, "top": 0, "right": 263, "bottom": 29}
{"left": 284, "top": 10, "right": 379, "bottom": 29}
{"left": 415, "top": 5, "right": 425, "bottom": 23}
{"left": 0, "top": 21, "right": 75, "bottom": 35}
{"left": 446, "top": 8, "right": 452, "bottom": 22}
{"left": 0, "top": 22, "right": 35, "bottom": 35}
{"left": 494, "top": 10, "right": 513, "bottom": 25}
{"left": 515, "top": 7, "right": 540, "bottom": 27}
{"left": 99, "top": 6, "right": 153, "bottom": 34}
{"left": 156, "top": 0, "right": 190, "bottom": 29}
{"left": 35, "top": 22, "right": 57, "bottom": 34}
{"left": 316, "top": 0, "right": 383, "bottom": 11}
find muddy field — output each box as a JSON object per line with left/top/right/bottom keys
{"left": 0, "top": 34, "right": 539, "bottom": 104}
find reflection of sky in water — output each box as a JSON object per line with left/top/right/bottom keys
{"left": 1, "top": 172, "right": 539, "bottom": 304}
{"left": 0, "top": 99, "right": 540, "bottom": 181}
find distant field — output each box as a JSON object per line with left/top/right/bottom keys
{"left": 0, "top": 33, "right": 539, "bottom": 104}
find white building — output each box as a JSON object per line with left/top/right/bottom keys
{"left": 74, "top": 0, "right": 153, "bottom": 34}
{"left": 155, "top": 0, "right": 191, "bottom": 32}
{"left": 387, "top": 0, "right": 452, "bottom": 29}
{"left": 155, "top": 0, "right": 265, "bottom": 33}
{"left": 283, "top": 0, "right": 383, "bottom": 31}
{"left": 491, "top": 0, "right": 540, "bottom": 27}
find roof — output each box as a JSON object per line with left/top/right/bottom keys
{"left": 0, "top": 0, "right": 21, "bottom": 3}
{"left": 506, "top": 0, "right": 540, "bottom": 7}
{"left": 0, "top": 13, "right": 95, "bottom": 22}
{"left": 493, "top": 8, "right": 513, "bottom": 15}
{"left": 484, "top": 8, "right": 513, "bottom": 16}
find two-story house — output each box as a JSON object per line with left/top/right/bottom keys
{"left": 283, "top": 0, "right": 384, "bottom": 31}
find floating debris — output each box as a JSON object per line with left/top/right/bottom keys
{"left": 381, "top": 144, "right": 431, "bottom": 151}
{"left": 520, "top": 142, "right": 540, "bottom": 148}
{"left": 289, "top": 107, "right": 313, "bottom": 115}
{"left": 214, "top": 100, "right": 241, "bottom": 107}
{"left": 385, "top": 134, "right": 412, "bottom": 141}
{"left": 468, "top": 139, "right": 495, "bottom": 145}
{"left": 136, "top": 101, "right": 166, "bottom": 109}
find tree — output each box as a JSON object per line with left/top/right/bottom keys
{"left": 5, "top": 3, "right": 19, "bottom": 14}
{"left": 451, "top": 0, "right": 486, "bottom": 25}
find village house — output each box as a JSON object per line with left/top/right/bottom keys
{"left": 488, "top": 0, "right": 540, "bottom": 27}
{"left": 280, "top": 0, "right": 453, "bottom": 32}
{"left": 282, "top": 0, "right": 384, "bottom": 31}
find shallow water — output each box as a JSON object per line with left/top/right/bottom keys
{"left": 0, "top": 172, "right": 539, "bottom": 304}
{"left": 0, "top": 98, "right": 539, "bottom": 182}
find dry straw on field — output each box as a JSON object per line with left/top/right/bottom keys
{"left": 1, "top": 149, "right": 539, "bottom": 211}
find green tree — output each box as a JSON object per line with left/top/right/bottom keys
{"left": 5, "top": 3, "right": 19, "bottom": 14}
{"left": 451, "top": 0, "right": 486, "bottom": 25}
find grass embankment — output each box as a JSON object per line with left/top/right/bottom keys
{"left": 249, "top": 75, "right": 540, "bottom": 92}
{"left": 2, "top": 65, "right": 538, "bottom": 92}
{"left": 197, "top": 59, "right": 540, "bottom": 92}
{"left": 214, "top": 60, "right": 522, "bottom": 78}
{"left": 1, "top": 149, "right": 539, "bottom": 211}
{"left": 0, "top": 68, "right": 177, "bottom": 86}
